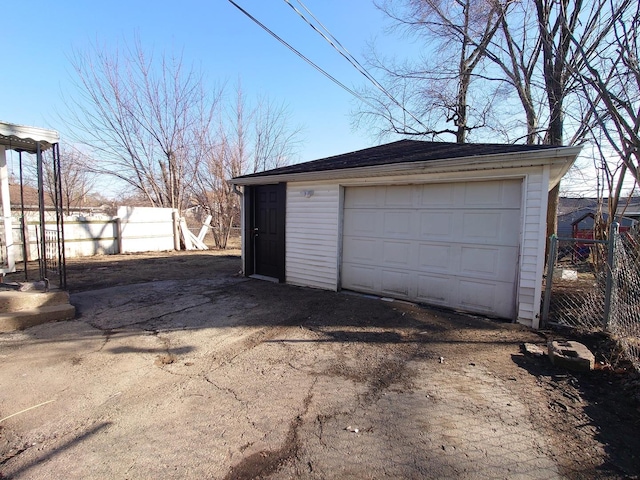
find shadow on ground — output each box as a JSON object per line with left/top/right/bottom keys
{"left": 1, "top": 251, "right": 639, "bottom": 479}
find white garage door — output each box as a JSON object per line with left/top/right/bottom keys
{"left": 341, "top": 180, "right": 522, "bottom": 319}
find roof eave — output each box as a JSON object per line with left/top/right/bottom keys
{"left": 0, "top": 121, "right": 60, "bottom": 153}
{"left": 230, "top": 146, "right": 582, "bottom": 186}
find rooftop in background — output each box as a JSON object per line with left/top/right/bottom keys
{"left": 234, "top": 139, "right": 567, "bottom": 180}
{"left": 559, "top": 197, "right": 640, "bottom": 215}
{"left": 0, "top": 121, "right": 59, "bottom": 154}
{"left": 9, "top": 183, "right": 41, "bottom": 206}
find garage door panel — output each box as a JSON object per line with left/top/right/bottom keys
{"left": 343, "top": 237, "right": 378, "bottom": 263}
{"left": 342, "top": 181, "right": 521, "bottom": 319}
{"left": 462, "top": 212, "right": 501, "bottom": 239}
{"left": 383, "top": 211, "right": 413, "bottom": 237}
{"left": 344, "top": 210, "right": 379, "bottom": 235}
{"left": 419, "top": 212, "right": 454, "bottom": 240}
{"left": 345, "top": 185, "right": 379, "bottom": 208}
{"left": 342, "top": 264, "right": 377, "bottom": 290}
{"left": 460, "top": 245, "right": 518, "bottom": 282}
{"left": 461, "top": 210, "right": 521, "bottom": 245}
{"left": 458, "top": 279, "right": 500, "bottom": 313}
{"left": 463, "top": 180, "right": 522, "bottom": 208}
{"left": 460, "top": 246, "right": 501, "bottom": 276}
{"left": 459, "top": 245, "right": 518, "bottom": 279}
{"left": 384, "top": 185, "right": 414, "bottom": 206}
{"left": 502, "top": 180, "right": 524, "bottom": 207}
{"left": 418, "top": 243, "right": 453, "bottom": 271}
{"left": 381, "top": 269, "right": 410, "bottom": 296}
{"left": 419, "top": 183, "right": 456, "bottom": 207}
{"left": 382, "top": 240, "right": 411, "bottom": 267}
{"left": 416, "top": 274, "right": 451, "bottom": 304}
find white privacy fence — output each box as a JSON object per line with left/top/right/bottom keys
{"left": 10, "top": 206, "right": 179, "bottom": 261}
{"left": 117, "top": 206, "right": 178, "bottom": 253}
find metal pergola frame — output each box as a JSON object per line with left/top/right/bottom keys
{"left": 0, "top": 121, "right": 67, "bottom": 289}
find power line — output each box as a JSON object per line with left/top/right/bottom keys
{"left": 226, "top": 0, "right": 379, "bottom": 113}
{"left": 283, "top": 0, "right": 429, "bottom": 132}
{"left": 284, "top": 1, "right": 383, "bottom": 96}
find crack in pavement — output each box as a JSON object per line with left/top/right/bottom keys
{"left": 0, "top": 442, "right": 31, "bottom": 467}
{"left": 86, "top": 299, "right": 214, "bottom": 332}
{"left": 222, "top": 379, "right": 317, "bottom": 480}
{"left": 201, "top": 375, "right": 247, "bottom": 408}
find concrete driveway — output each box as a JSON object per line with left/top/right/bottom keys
{"left": 0, "top": 269, "right": 633, "bottom": 479}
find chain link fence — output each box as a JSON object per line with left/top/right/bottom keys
{"left": 542, "top": 224, "right": 640, "bottom": 371}
{"left": 609, "top": 232, "right": 640, "bottom": 371}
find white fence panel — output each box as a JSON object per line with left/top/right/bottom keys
{"left": 63, "top": 220, "right": 119, "bottom": 257}
{"left": 117, "top": 206, "right": 176, "bottom": 253}
{"left": 10, "top": 206, "right": 178, "bottom": 260}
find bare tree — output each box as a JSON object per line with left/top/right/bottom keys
{"left": 358, "top": 0, "right": 507, "bottom": 143}
{"left": 63, "top": 39, "right": 221, "bottom": 211}
{"left": 481, "top": 0, "right": 639, "bottom": 240}
{"left": 569, "top": 0, "right": 640, "bottom": 188}
{"left": 366, "top": 0, "right": 639, "bottom": 244}
{"left": 191, "top": 86, "right": 302, "bottom": 248}
{"left": 22, "top": 144, "right": 97, "bottom": 215}
{"left": 252, "top": 95, "right": 302, "bottom": 173}
{"left": 46, "top": 146, "right": 96, "bottom": 215}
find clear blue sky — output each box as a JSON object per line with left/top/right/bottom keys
{"left": 1, "top": 0, "right": 407, "bottom": 166}
{"left": 3, "top": 1, "right": 619, "bottom": 198}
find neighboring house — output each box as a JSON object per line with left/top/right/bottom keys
{"left": 231, "top": 140, "right": 581, "bottom": 329}
{"left": 570, "top": 212, "right": 635, "bottom": 239}
{"left": 9, "top": 183, "right": 42, "bottom": 207}
{"left": 558, "top": 197, "right": 640, "bottom": 238}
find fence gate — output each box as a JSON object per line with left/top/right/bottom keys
{"left": 44, "top": 228, "right": 65, "bottom": 287}
{"left": 542, "top": 223, "right": 640, "bottom": 372}
{"left": 541, "top": 228, "right": 613, "bottom": 330}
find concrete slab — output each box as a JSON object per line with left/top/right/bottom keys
{"left": 0, "top": 273, "right": 630, "bottom": 479}
{"left": 548, "top": 340, "right": 595, "bottom": 372}
{"left": 523, "top": 342, "right": 547, "bottom": 357}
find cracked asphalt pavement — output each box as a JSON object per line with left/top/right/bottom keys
{"left": 0, "top": 255, "right": 638, "bottom": 479}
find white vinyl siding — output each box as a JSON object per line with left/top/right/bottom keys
{"left": 517, "top": 169, "right": 550, "bottom": 327}
{"left": 286, "top": 183, "right": 340, "bottom": 290}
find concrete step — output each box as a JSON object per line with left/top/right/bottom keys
{"left": 0, "top": 304, "right": 76, "bottom": 333}
{"left": 0, "top": 290, "right": 71, "bottom": 313}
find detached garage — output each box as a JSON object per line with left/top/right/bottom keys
{"left": 231, "top": 140, "right": 581, "bottom": 328}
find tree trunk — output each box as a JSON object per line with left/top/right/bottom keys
{"left": 546, "top": 183, "right": 560, "bottom": 244}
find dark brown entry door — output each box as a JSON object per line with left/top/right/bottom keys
{"left": 253, "top": 184, "right": 285, "bottom": 280}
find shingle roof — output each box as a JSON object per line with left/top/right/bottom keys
{"left": 558, "top": 197, "right": 640, "bottom": 216}
{"left": 234, "top": 139, "right": 563, "bottom": 180}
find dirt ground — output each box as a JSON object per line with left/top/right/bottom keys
{"left": 1, "top": 249, "right": 640, "bottom": 479}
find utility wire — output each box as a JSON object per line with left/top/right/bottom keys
{"left": 283, "top": 0, "right": 429, "bottom": 132}
{"left": 226, "top": 0, "right": 379, "bottom": 113}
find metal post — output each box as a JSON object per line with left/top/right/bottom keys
{"left": 603, "top": 222, "right": 619, "bottom": 330}
{"left": 19, "top": 152, "right": 29, "bottom": 280}
{"left": 36, "top": 141, "right": 47, "bottom": 281}
{"left": 53, "top": 143, "right": 67, "bottom": 289}
{"left": 541, "top": 234, "right": 558, "bottom": 328}
{"left": 116, "top": 217, "right": 123, "bottom": 254}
